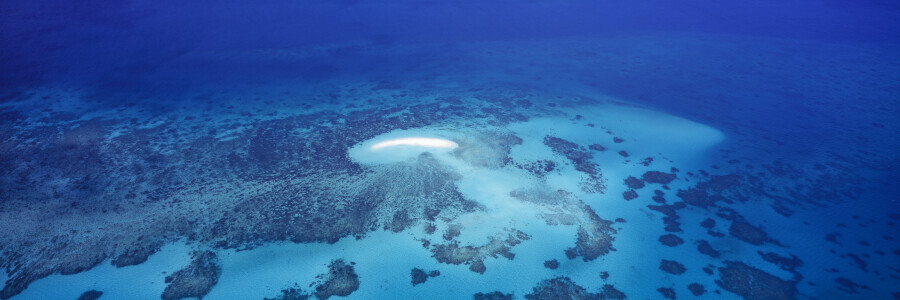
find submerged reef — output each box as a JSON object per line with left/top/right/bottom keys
{"left": 264, "top": 288, "right": 311, "bottom": 300}
{"left": 542, "top": 136, "right": 607, "bottom": 193}
{"left": 0, "top": 88, "right": 543, "bottom": 298}
{"left": 430, "top": 229, "right": 530, "bottom": 274}
{"left": 659, "top": 259, "right": 687, "bottom": 275}
{"left": 0, "top": 80, "right": 892, "bottom": 299}
{"left": 162, "top": 251, "right": 222, "bottom": 300}
{"left": 524, "top": 277, "right": 625, "bottom": 300}
{"left": 715, "top": 261, "right": 797, "bottom": 300}
{"left": 410, "top": 268, "right": 440, "bottom": 286}
{"left": 688, "top": 283, "right": 706, "bottom": 296}
{"left": 509, "top": 188, "right": 617, "bottom": 261}
{"left": 658, "top": 234, "right": 684, "bottom": 247}
{"left": 313, "top": 259, "right": 360, "bottom": 299}
{"left": 656, "top": 287, "right": 676, "bottom": 299}
{"left": 473, "top": 291, "right": 514, "bottom": 300}
{"left": 77, "top": 290, "right": 103, "bottom": 300}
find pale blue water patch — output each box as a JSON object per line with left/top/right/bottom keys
{"left": 14, "top": 243, "right": 194, "bottom": 300}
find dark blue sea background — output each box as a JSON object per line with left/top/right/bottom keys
{"left": 1, "top": 0, "right": 898, "bottom": 299}
{"left": 2, "top": 0, "right": 898, "bottom": 154}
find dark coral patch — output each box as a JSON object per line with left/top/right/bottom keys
{"left": 648, "top": 202, "right": 686, "bottom": 232}
{"left": 411, "top": 268, "right": 428, "bottom": 286}
{"left": 77, "top": 290, "right": 103, "bottom": 300}
{"left": 676, "top": 186, "right": 715, "bottom": 207}
{"left": 409, "top": 268, "right": 440, "bottom": 286}
{"left": 543, "top": 136, "right": 606, "bottom": 193}
{"left": 265, "top": 288, "right": 310, "bottom": 300}
{"left": 825, "top": 232, "right": 841, "bottom": 245}
{"left": 758, "top": 251, "right": 803, "bottom": 280}
{"left": 716, "top": 261, "right": 797, "bottom": 300}
{"left": 675, "top": 174, "right": 743, "bottom": 208}
{"left": 162, "top": 250, "right": 222, "bottom": 300}
{"left": 543, "top": 136, "right": 594, "bottom": 175}
{"left": 729, "top": 220, "right": 782, "bottom": 246}
{"left": 696, "top": 240, "right": 721, "bottom": 258}
{"left": 622, "top": 189, "right": 638, "bottom": 201}
{"left": 469, "top": 260, "right": 487, "bottom": 274}
{"left": 314, "top": 259, "right": 360, "bottom": 299}
{"left": 524, "top": 277, "right": 624, "bottom": 300}
{"left": 659, "top": 259, "right": 686, "bottom": 275}
{"left": 517, "top": 160, "right": 557, "bottom": 176}
{"left": 624, "top": 176, "right": 645, "bottom": 189}
{"left": 525, "top": 277, "right": 600, "bottom": 299}
{"left": 642, "top": 171, "right": 676, "bottom": 184}
{"left": 700, "top": 218, "right": 716, "bottom": 229}
{"left": 651, "top": 190, "right": 666, "bottom": 203}
{"left": 588, "top": 144, "right": 607, "bottom": 151}
{"left": 658, "top": 234, "right": 684, "bottom": 247}
{"left": 473, "top": 291, "right": 513, "bottom": 300}
{"left": 431, "top": 229, "right": 529, "bottom": 274}
{"left": 657, "top": 287, "right": 676, "bottom": 299}
{"left": 688, "top": 283, "right": 706, "bottom": 296}
{"left": 112, "top": 242, "right": 162, "bottom": 268}
{"left": 544, "top": 259, "right": 560, "bottom": 270}
{"left": 835, "top": 277, "right": 871, "bottom": 294}
{"left": 601, "top": 284, "right": 626, "bottom": 300}
{"left": 841, "top": 253, "right": 868, "bottom": 272}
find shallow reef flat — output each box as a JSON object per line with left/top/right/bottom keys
{"left": 1, "top": 36, "right": 899, "bottom": 299}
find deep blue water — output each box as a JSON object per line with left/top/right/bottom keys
{"left": 1, "top": 0, "right": 899, "bottom": 299}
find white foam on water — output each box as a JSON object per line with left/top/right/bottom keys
{"left": 370, "top": 137, "right": 458, "bottom": 150}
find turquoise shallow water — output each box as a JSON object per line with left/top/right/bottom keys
{"left": 1, "top": 1, "right": 899, "bottom": 300}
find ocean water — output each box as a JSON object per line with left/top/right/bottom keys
{"left": 1, "top": 1, "right": 898, "bottom": 299}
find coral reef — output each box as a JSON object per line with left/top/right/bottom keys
{"left": 77, "top": 290, "right": 103, "bottom": 300}
{"left": 430, "top": 229, "right": 530, "bottom": 274}
{"left": 410, "top": 268, "right": 440, "bottom": 286}
{"left": 161, "top": 250, "right": 222, "bottom": 300}
{"left": 688, "top": 283, "right": 706, "bottom": 296}
{"left": 642, "top": 171, "right": 676, "bottom": 184}
{"left": 313, "top": 259, "right": 360, "bottom": 299}
{"left": 543, "top": 136, "right": 606, "bottom": 193}
{"left": 659, "top": 259, "right": 686, "bottom": 275}
{"left": 524, "top": 277, "right": 600, "bottom": 300}
{"left": 696, "top": 240, "right": 721, "bottom": 258}
{"left": 656, "top": 287, "right": 676, "bottom": 299}
{"left": 658, "top": 234, "right": 684, "bottom": 247}
{"left": 473, "top": 291, "right": 514, "bottom": 300}
{"left": 544, "top": 259, "right": 560, "bottom": 269}
{"left": 715, "top": 261, "right": 797, "bottom": 300}
{"left": 510, "top": 188, "right": 617, "bottom": 261}
{"left": 264, "top": 288, "right": 311, "bottom": 300}
{"left": 0, "top": 92, "right": 539, "bottom": 298}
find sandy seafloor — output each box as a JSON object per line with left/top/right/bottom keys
{"left": 1, "top": 33, "right": 899, "bottom": 300}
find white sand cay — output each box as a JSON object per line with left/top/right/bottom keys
{"left": 349, "top": 129, "right": 464, "bottom": 165}
{"left": 370, "top": 137, "right": 458, "bottom": 150}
